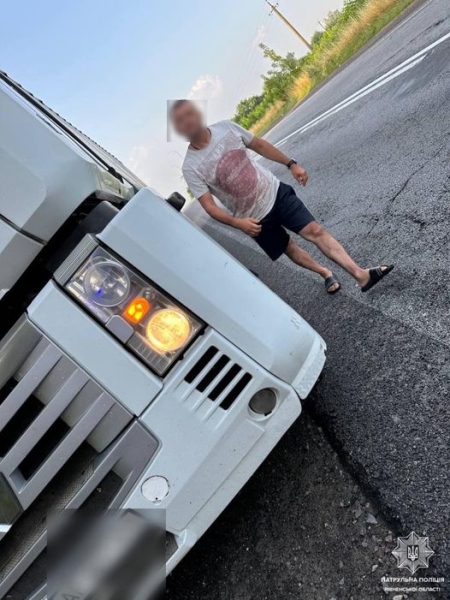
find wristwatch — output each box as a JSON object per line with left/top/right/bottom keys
{"left": 286, "top": 159, "right": 297, "bottom": 170}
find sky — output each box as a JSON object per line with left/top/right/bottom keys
{"left": 1, "top": 0, "right": 343, "bottom": 197}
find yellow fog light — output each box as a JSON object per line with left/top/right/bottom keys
{"left": 146, "top": 309, "right": 191, "bottom": 353}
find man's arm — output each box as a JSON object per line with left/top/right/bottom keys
{"left": 248, "top": 136, "right": 309, "bottom": 186}
{"left": 198, "top": 192, "right": 262, "bottom": 237}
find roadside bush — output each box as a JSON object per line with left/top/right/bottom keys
{"left": 234, "top": 0, "right": 415, "bottom": 134}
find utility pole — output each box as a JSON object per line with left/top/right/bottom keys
{"left": 265, "top": 1, "right": 312, "bottom": 51}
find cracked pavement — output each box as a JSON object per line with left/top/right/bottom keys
{"left": 171, "top": 1, "right": 450, "bottom": 597}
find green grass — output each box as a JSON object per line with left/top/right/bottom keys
{"left": 252, "top": 0, "right": 417, "bottom": 135}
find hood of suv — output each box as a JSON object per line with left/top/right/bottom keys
{"left": 99, "top": 188, "right": 322, "bottom": 385}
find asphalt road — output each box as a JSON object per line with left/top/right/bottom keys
{"left": 171, "top": 0, "right": 450, "bottom": 597}
{"left": 166, "top": 415, "right": 432, "bottom": 600}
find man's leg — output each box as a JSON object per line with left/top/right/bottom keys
{"left": 284, "top": 238, "right": 340, "bottom": 292}
{"left": 299, "top": 222, "right": 371, "bottom": 287}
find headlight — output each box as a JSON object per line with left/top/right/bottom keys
{"left": 84, "top": 260, "right": 131, "bottom": 307}
{"left": 64, "top": 246, "right": 203, "bottom": 376}
{"left": 146, "top": 309, "right": 191, "bottom": 353}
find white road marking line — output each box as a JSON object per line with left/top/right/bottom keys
{"left": 267, "top": 0, "right": 438, "bottom": 138}
{"left": 272, "top": 30, "right": 450, "bottom": 146}
{"left": 280, "top": 56, "right": 425, "bottom": 140}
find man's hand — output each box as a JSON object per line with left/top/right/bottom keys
{"left": 236, "top": 218, "right": 262, "bottom": 237}
{"left": 290, "top": 164, "right": 309, "bottom": 186}
{"left": 198, "top": 192, "right": 263, "bottom": 236}
{"left": 247, "top": 137, "right": 310, "bottom": 186}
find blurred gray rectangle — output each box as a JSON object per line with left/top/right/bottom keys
{"left": 47, "top": 509, "right": 166, "bottom": 600}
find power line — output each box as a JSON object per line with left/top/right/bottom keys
{"left": 264, "top": 1, "right": 312, "bottom": 51}
{"left": 232, "top": 5, "right": 271, "bottom": 104}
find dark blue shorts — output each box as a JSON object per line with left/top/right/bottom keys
{"left": 254, "top": 181, "right": 316, "bottom": 261}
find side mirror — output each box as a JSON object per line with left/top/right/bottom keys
{"left": 166, "top": 192, "right": 187, "bottom": 212}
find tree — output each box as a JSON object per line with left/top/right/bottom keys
{"left": 233, "top": 44, "right": 307, "bottom": 129}
{"left": 234, "top": 94, "right": 264, "bottom": 128}
{"left": 324, "top": 9, "right": 341, "bottom": 29}
{"left": 311, "top": 30, "right": 324, "bottom": 47}
{"left": 259, "top": 44, "right": 305, "bottom": 102}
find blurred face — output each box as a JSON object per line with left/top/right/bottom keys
{"left": 171, "top": 101, "right": 205, "bottom": 140}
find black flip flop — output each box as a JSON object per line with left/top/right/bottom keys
{"left": 325, "top": 275, "right": 341, "bottom": 294}
{"left": 361, "top": 264, "right": 394, "bottom": 293}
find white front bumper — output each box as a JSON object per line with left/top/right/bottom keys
{"left": 292, "top": 334, "right": 326, "bottom": 399}
{"left": 24, "top": 282, "right": 325, "bottom": 583}
{"left": 123, "top": 330, "right": 324, "bottom": 580}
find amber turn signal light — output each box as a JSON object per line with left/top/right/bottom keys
{"left": 123, "top": 297, "right": 151, "bottom": 324}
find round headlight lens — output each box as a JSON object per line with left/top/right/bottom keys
{"left": 84, "top": 260, "right": 131, "bottom": 307}
{"left": 146, "top": 309, "right": 191, "bottom": 353}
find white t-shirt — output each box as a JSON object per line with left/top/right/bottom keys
{"left": 182, "top": 120, "right": 280, "bottom": 221}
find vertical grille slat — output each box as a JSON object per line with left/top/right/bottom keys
{"left": 220, "top": 373, "right": 252, "bottom": 410}
{"left": 187, "top": 350, "right": 225, "bottom": 392}
{"left": 209, "top": 364, "right": 241, "bottom": 401}
{"left": 183, "top": 346, "right": 253, "bottom": 414}
{"left": 0, "top": 341, "right": 61, "bottom": 434}
{"left": 1, "top": 370, "right": 89, "bottom": 473}
{"left": 18, "top": 393, "right": 115, "bottom": 509}
{"left": 0, "top": 386, "right": 43, "bottom": 458}
{"left": 196, "top": 355, "right": 230, "bottom": 394}
{"left": 203, "top": 367, "right": 244, "bottom": 420}
{"left": 184, "top": 346, "right": 218, "bottom": 384}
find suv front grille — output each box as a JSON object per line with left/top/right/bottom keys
{"left": 0, "top": 317, "right": 161, "bottom": 599}
{"left": 184, "top": 346, "right": 252, "bottom": 414}
{"left": 0, "top": 319, "right": 133, "bottom": 512}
